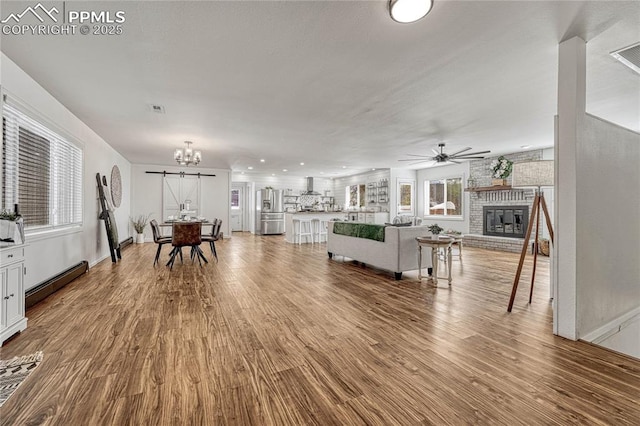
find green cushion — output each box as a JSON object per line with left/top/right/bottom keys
{"left": 332, "top": 222, "right": 385, "bottom": 242}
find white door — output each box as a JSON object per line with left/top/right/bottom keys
{"left": 231, "top": 185, "right": 243, "bottom": 231}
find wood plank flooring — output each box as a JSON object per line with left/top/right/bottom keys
{"left": 1, "top": 233, "right": 639, "bottom": 425}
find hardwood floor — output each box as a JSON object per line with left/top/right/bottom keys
{"left": 1, "top": 234, "right": 639, "bottom": 425}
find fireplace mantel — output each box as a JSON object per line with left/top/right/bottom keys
{"left": 465, "top": 185, "right": 513, "bottom": 192}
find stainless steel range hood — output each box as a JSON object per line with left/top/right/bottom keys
{"left": 302, "top": 177, "right": 321, "bottom": 195}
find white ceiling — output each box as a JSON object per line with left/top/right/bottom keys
{"left": 1, "top": 1, "right": 638, "bottom": 178}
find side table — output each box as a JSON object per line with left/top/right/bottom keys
{"left": 416, "top": 236, "right": 453, "bottom": 285}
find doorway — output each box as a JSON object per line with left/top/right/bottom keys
{"left": 231, "top": 184, "right": 244, "bottom": 231}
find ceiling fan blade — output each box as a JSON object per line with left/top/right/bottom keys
{"left": 448, "top": 147, "right": 472, "bottom": 157}
{"left": 407, "top": 160, "right": 433, "bottom": 166}
{"left": 453, "top": 156, "right": 488, "bottom": 160}
{"left": 448, "top": 159, "right": 462, "bottom": 164}
{"left": 404, "top": 154, "right": 432, "bottom": 157}
{"left": 431, "top": 148, "right": 440, "bottom": 155}
{"left": 454, "top": 150, "right": 491, "bottom": 157}
{"left": 399, "top": 158, "right": 433, "bottom": 162}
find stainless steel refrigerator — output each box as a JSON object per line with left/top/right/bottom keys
{"left": 256, "top": 189, "right": 284, "bottom": 235}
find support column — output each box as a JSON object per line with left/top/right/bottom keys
{"left": 554, "top": 37, "right": 585, "bottom": 339}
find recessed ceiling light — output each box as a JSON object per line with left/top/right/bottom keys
{"left": 342, "top": 166, "right": 347, "bottom": 169}
{"left": 282, "top": 169, "right": 288, "bottom": 172}
{"left": 248, "top": 166, "right": 253, "bottom": 170}
{"left": 241, "top": 171, "right": 245, "bottom": 175}
{"left": 272, "top": 173, "right": 275, "bottom": 176}
{"left": 389, "top": 0, "right": 433, "bottom": 24}
{"left": 372, "top": 168, "right": 376, "bottom": 171}
{"left": 300, "top": 162, "right": 304, "bottom": 166}
{"left": 520, "top": 145, "right": 531, "bottom": 149}
{"left": 260, "top": 159, "right": 265, "bottom": 163}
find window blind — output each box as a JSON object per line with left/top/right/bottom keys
{"left": 2, "top": 103, "right": 83, "bottom": 231}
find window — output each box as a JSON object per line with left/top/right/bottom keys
{"left": 2, "top": 104, "right": 83, "bottom": 232}
{"left": 345, "top": 184, "right": 366, "bottom": 208}
{"left": 230, "top": 189, "right": 240, "bottom": 209}
{"left": 425, "top": 177, "right": 463, "bottom": 217}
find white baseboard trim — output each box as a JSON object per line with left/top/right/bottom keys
{"left": 580, "top": 306, "right": 640, "bottom": 344}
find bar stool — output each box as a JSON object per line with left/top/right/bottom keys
{"left": 293, "top": 218, "right": 314, "bottom": 244}
{"left": 312, "top": 218, "right": 329, "bottom": 243}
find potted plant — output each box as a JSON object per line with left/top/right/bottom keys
{"left": 130, "top": 213, "right": 151, "bottom": 244}
{"left": 427, "top": 223, "right": 443, "bottom": 238}
{"left": 490, "top": 156, "right": 513, "bottom": 186}
{"left": 0, "top": 209, "right": 24, "bottom": 244}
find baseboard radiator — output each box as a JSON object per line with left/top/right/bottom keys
{"left": 25, "top": 261, "right": 89, "bottom": 308}
{"left": 120, "top": 236, "right": 133, "bottom": 249}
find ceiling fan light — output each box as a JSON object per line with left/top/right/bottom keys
{"left": 389, "top": 0, "right": 433, "bottom": 24}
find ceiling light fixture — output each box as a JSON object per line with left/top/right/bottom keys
{"left": 300, "top": 162, "right": 304, "bottom": 166}
{"left": 260, "top": 159, "right": 265, "bottom": 163}
{"left": 389, "top": 0, "right": 433, "bottom": 24}
{"left": 174, "top": 141, "right": 201, "bottom": 166}
{"left": 248, "top": 166, "right": 253, "bottom": 170}
{"left": 283, "top": 169, "right": 288, "bottom": 172}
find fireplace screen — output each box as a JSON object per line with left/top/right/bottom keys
{"left": 483, "top": 205, "right": 529, "bottom": 238}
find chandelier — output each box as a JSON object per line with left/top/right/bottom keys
{"left": 174, "top": 141, "right": 202, "bottom": 166}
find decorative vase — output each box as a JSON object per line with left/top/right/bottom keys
{"left": 136, "top": 233, "right": 145, "bottom": 244}
{"left": 0, "top": 219, "right": 16, "bottom": 242}
{"left": 492, "top": 178, "right": 507, "bottom": 186}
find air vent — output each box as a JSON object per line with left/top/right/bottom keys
{"left": 148, "top": 104, "right": 166, "bottom": 114}
{"left": 610, "top": 42, "right": 640, "bottom": 75}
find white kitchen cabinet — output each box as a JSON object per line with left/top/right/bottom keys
{"left": 373, "top": 213, "right": 389, "bottom": 224}
{"left": 357, "top": 213, "right": 389, "bottom": 224}
{"left": 1, "top": 244, "right": 27, "bottom": 346}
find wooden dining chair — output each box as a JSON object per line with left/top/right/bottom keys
{"left": 150, "top": 219, "right": 171, "bottom": 266}
{"left": 201, "top": 219, "right": 222, "bottom": 262}
{"left": 167, "top": 222, "right": 204, "bottom": 269}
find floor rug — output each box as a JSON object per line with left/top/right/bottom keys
{"left": 0, "top": 351, "right": 43, "bottom": 407}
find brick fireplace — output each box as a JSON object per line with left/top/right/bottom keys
{"left": 464, "top": 150, "right": 543, "bottom": 252}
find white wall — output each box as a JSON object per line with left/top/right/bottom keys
{"left": 132, "top": 164, "right": 232, "bottom": 239}
{"left": 1, "top": 54, "right": 131, "bottom": 291}
{"left": 233, "top": 173, "right": 333, "bottom": 195}
{"left": 416, "top": 162, "right": 470, "bottom": 234}
{"left": 556, "top": 37, "right": 640, "bottom": 355}
{"left": 576, "top": 114, "right": 640, "bottom": 337}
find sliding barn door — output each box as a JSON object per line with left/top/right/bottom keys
{"left": 162, "top": 176, "right": 201, "bottom": 220}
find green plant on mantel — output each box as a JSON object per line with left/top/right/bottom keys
{"left": 491, "top": 156, "right": 513, "bottom": 179}
{"left": 0, "top": 209, "right": 19, "bottom": 221}
{"left": 428, "top": 223, "right": 444, "bottom": 235}
{"left": 130, "top": 213, "right": 151, "bottom": 234}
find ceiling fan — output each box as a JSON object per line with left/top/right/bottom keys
{"left": 399, "top": 143, "right": 491, "bottom": 165}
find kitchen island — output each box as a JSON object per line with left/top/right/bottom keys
{"left": 284, "top": 212, "right": 345, "bottom": 243}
